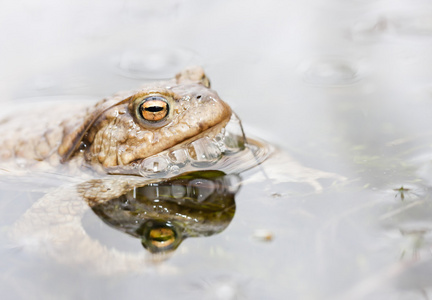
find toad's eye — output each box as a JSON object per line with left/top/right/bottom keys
{"left": 132, "top": 95, "right": 173, "bottom": 127}
{"left": 139, "top": 97, "right": 169, "bottom": 121}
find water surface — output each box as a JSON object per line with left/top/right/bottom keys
{"left": 2, "top": 0, "right": 432, "bottom": 299}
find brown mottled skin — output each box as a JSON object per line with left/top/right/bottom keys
{"left": 0, "top": 67, "right": 231, "bottom": 172}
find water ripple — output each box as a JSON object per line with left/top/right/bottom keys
{"left": 115, "top": 47, "right": 200, "bottom": 80}
{"left": 300, "top": 58, "right": 361, "bottom": 86}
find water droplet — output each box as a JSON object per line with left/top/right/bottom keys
{"left": 187, "top": 137, "right": 222, "bottom": 166}
{"left": 116, "top": 48, "right": 199, "bottom": 80}
{"left": 301, "top": 58, "right": 360, "bottom": 86}
{"left": 140, "top": 156, "right": 169, "bottom": 174}
{"left": 168, "top": 148, "right": 188, "bottom": 166}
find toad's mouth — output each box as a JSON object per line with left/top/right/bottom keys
{"left": 105, "top": 114, "right": 250, "bottom": 177}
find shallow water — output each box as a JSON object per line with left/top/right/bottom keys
{"left": 2, "top": 0, "right": 432, "bottom": 299}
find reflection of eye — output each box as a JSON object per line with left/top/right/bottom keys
{"left": 139, "top": 96, "right": 169, "bottom": 122}
{"left": 148, "top": 227, "right": 176, "bottom": 248}
{"left": 140, "top": 220, "right": 183, "bottom": 253}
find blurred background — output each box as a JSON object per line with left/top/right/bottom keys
{"left": 2, "top": 0, "right": 432, "bottom": 299}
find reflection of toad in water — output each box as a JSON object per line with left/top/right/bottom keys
{"left": 88, "top": 170, "right": 240, "bottom": 254}
{"left": 8, "top": 170, "right": 240, "bottom": 275}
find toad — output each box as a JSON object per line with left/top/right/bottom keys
{"left": 1, "top": 67, "right": 344, "bottom": 274}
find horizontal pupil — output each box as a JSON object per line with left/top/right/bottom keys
{"left": 145, "top": 106, "right": 164, "bottom": 112}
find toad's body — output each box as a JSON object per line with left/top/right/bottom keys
{"left": 0, "top": 67, "right": 232, "bottom": 174}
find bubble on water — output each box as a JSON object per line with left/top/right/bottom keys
{"left": 116, "top": 48, "right": 199, "bottom": 80}
{"left": 300, "top": 58, "right": 361, "bottom": 86}
{"left": 187, "top": 137, "right": 222, "bottom": 166}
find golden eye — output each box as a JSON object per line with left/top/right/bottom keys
{"left": 132, "top": 94, "right": 172, "bottom": 127}
{"left": 140, "top": 97, "right": 169, "bottom": 121}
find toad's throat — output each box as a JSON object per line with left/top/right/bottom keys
{"left": 105, "top": 114, "right": 246, "bottom": 177}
